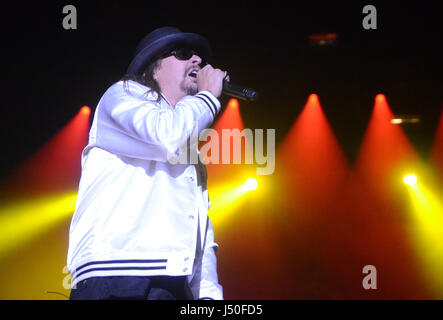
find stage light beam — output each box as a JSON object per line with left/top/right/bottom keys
{"left": 203, "top": 98, "right": 252, "bottom": 179}
{"left": 4, "top": 105, "right": 91, "bottom": 197}
{"left": 354, "top": 93, "right": 419, "bottom": 205}
{"left": 209, "top": 175, "right": 262, "bottom": 228}
{"left": 406, "top": 180, "right": 443, "bottom": 298}
{"left": 276, "top": 93, "right": 349, "bottom": 210}
{"left": 0, "top": 191, "right": 77, "bottom": 259}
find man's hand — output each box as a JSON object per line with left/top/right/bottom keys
{"left": 197, "top": 65, "right": 227, "bottom": 98}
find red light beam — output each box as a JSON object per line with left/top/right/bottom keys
{"left": 354, "top": 94, "right": 420, "bottom": 205}
{"left": 202, "top": 99, "right": 253, "bottom": 180}
{"left": 3, "top": 106, "right": 91, "bottom": 198}
{"left": 277, "top": 93, "right": 350, "bottom": 211}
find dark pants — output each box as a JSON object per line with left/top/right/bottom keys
{"left": 69, "top": 276, "right": 193, "bottom": 300}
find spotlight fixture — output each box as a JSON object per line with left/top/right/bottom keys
{"left": 391, "top": 114, "right": 421, "bottom": 124}
{"left": 308, "top": 33, "right": 338, "bottom": 46}
{"left": 80, "top": 105, "right": 91, "bottom": 115}
{"left": 243, "top": 178, "right": 258, "bottom": 191}
{"left": 404, "top": 174, "right": 418, "bottom": 186}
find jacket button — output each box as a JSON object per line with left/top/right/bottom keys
{"left": 184, "top": 257, "right": 189, "bottom": 262}
{"left": 188, "top": 215, "right": 194, "bottom": 220}
{"left": 183, "top": 268, "right": 188, "bottom": 272}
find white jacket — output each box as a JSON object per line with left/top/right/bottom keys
{"left": 67, "top": 80, "right": 223, "bottom": 300}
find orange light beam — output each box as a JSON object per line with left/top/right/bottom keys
{"left": 276, "top": 93, "right": 350, "bottom": 211}
{"left": 349, "top": 94, "right": 431, "bottom": 298}
{"left": 4, "top": 106, "right": 91, "bottom": 198}
{"left": 273, "top": 94, "right": 359, "bottom": 298}
{"left": 201, "top": 98, "right": 252, "bottom": 180}
{"left": 354, "top": 93, "right": 420, "bottom": 205}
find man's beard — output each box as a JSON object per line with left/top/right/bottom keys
{"left": 181, "top": 67, "right": 198, "bottom": 96}
{"left": 180, "top": 80, "right": 198, "bottom": 96}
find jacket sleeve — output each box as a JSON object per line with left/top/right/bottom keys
{"left": 195, "top": 217, "right": 223, "bottom": 300}
{"left": 94, "top": 81, "right": 221, "bottom": 162}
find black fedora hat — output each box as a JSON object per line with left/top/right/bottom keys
{"left": 126, "top": 26, "right": 211, "bottom": 76}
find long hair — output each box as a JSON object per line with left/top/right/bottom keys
{"left": 121, "top": 59, "right": 162, "bottom": 102}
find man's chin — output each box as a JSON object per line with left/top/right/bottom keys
{"left": 180, "top": 80, "right": 198, "bottom": 96}
{"left": 186, "top": 85, "right": 198, "bottom": 96}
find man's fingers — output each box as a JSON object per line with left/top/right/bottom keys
{"left": 201, "top": 64, "right": 213, "bottom": 71}
{"left": 196, "top": 65, "right": 227, "bottom": 98}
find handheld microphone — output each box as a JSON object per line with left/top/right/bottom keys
{"left": 222, "top": 80, "right": 259, "bottom": 101}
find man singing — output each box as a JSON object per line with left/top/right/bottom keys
{"left": 67, "top": 27, "right": 226, "bottom": 300}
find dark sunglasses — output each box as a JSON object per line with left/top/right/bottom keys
{"left": 162, "top": 48, "right": 207, "bottom": 67}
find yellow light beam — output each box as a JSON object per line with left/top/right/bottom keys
{"left": 406, "top": 181, "right": 443, "bottom": 298}
{"left": 0, "top": 191, "right": 77, "bottom": 259}
{"left": 209, "top": 177, "right": 259, "bottom": 227}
